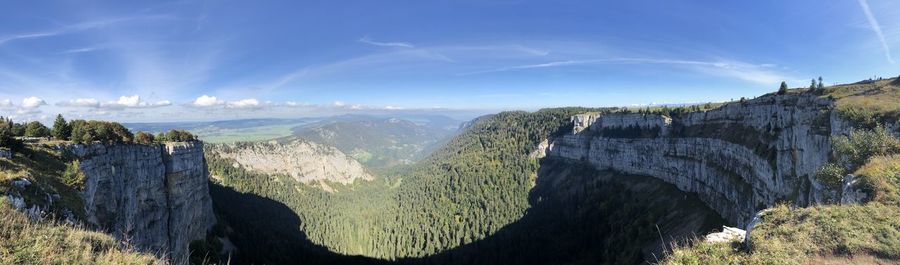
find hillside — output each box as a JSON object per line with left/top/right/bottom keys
{"left": 291, "top": 115, "right": 461, "bottom": 168}
{"left": 206, "top": 139, "right": 375, "bottom": 190}
{"left": 0, "top": 201, "right": 163, "bottom": 265}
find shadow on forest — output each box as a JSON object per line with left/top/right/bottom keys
{"left": 210, "top": 157, "right": 725, "bottom": 265}
{"left": 209, "top": 184, "right": 386, "bottom": 264}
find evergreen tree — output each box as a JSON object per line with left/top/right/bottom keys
{"left": 778, "top": 81, "right": 788, "bottom": 95}
{"left": 810, "top": 79, "right": 817, "bottom": 90}
{"left": 51, "top": 114, "right": 71, "bottom": 140}
{"left": 817, "top": 76, "right": 825, "bottom": 89}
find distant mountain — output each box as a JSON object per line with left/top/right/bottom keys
{"left": 291, "top": 115, "right": 462, "bottom": 168}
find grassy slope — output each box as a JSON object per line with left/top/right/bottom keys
{"left": 825, "top": 78, "right": 900, "bottom": 128}
{"left": 0, "top": 142, "right": 85, "bottom": 218}
{"left": 0, "top": 201, "right": 162, "bottom": 265}
{"left": 0, "top": 142, "right": 173, "bottom": 264}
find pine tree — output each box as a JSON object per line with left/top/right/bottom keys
{"left": 817, "top": 76, "right": 824, "bottom": 89}
{"left": 778, "top": 81, "right": 788, "bottom": 95}
{"left": 810, "top": 79, "right": 817, "bottom": 90}
{"left": 51, "top": 114, "right": 71, "bottom": 140}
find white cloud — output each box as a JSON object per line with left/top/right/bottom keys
{"left": 359, "top": 37, "right": 415, "bottom": 48}
{"left": 16, "top": 108, "right": 41, "bottom": 115}
{"left": 21, "top": 96, "right": 46, "bottom": 109}
{"left": 56, "top": 95, "right": 170, "bottom": 109}
{"left": 332, "top": 101, "right": 346, "bottom": 107}
{"left": 116, "top": 95, "right": 141, "bottom": 107}
{"left": 226, "top": 98, "right": 260, "bottom": 109}
{"left": 192, "top": 95, "right": 224, "bottom": 107}
{"left": 57, "top": 98, "right": 101, "bottom": 108}
{"left": 857, "top": 0, "right": 895, "bottom": 64}
{"left": 0, "top": 99, "right": 12, "bottom": 108}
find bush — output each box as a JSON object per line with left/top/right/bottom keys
{"left": 815, "top": 163, "right": 845, "bottom": 188}
{"left": 69, "top": 120, "right": 133, "bottom": 144}
{"left": 832, "top": 126, "right": 900, "bottom": 169}
{"left": 0, "top": 118, "right": 23, "bottom": 151}
{"left": 160, "top": 129, "right": 197, "bottom": 142}
{"left": 855, "top": 154, "right": 900, "bottom": 205}
{"left": 62, "top": 160, "right": 86, "bottom": 189}
{"left": 134, "top": 131, "right": 155, "bottom": 145}
{"left": 24, "top": 121, "right": 50, "bottom": 138}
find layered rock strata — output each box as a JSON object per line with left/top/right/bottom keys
{"left": 543, "top": 93, "right": 844, "bottom": 226}
{"left": 73, "top": 142, "right": 215, "bottom": 263}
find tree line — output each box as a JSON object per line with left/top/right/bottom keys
{"left": 0, "top": 114, "right": 198, "bottom": 151}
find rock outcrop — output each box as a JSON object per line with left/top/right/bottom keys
{"left": 542, "top": 93, "right": 846, "bottom": 227}
{"left": 73, "top": 142, "right": 216, "bottom": 263}
{"left": 206, "top": 139, "right": 374, "bottom": 185}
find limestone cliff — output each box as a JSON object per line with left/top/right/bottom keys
{"left": 541, "top": 93, "right": 845, "bottom": 227}
{"left": 72, "top": 142, "right": 216, "bottom": 263}
{"left": 206, "top": 139, "right": 374, "bottom": 187}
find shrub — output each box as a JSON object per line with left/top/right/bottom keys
{"left": 68, "top": 120, "right": 133, "bottom": 144}
{"left": 62, "top": 160, "right": 86, "bottom": 189}
{"left": 134, "top": 131, "right": 155, "bottom": 145}
{"left": 0, "top": 118, "right": 23, "bottom": 151}
{"left": 854, "top": 154, "right": 900, "bottom": 205}
{"left": 163, "top": 129, "right": 197, "bottom": 142}
{"left": 24, "top": 121, "right": 50, "bottom": 137}
{"left": 832, "top": 126, "right": 900, "bottom": 169}
{"left": 815, "top": 163, "right": 845, "bottom": 188}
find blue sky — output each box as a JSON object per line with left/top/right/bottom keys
{"left": 0, "top": 0, "right": 898, "bottom": 122}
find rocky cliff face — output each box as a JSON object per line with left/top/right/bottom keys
{"left": 542, "top": 93, "right": 845, "bottom": 227}
{"left": 72, "top": 142, "right": 216, "bottom": 263}
{"left": 206, "top": 139, "right": 374, "bottom": 187}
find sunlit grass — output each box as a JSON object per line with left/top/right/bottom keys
{"left": 0, "top": 199, "right": 164, "bottom": 265}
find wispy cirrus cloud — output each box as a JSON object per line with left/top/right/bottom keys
{"left": 461, "top": 57, "right": 788, "bottom": 85}
{"left": 857, "top": 0, "right": 895, "bottom": 64}
{"left": 358, "top": 36, "right": 415, "bottom": 48}
{"left": 0, "top": 15, "right": 170, "bottom": 46}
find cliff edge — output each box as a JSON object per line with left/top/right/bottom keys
{"left": 73, "top": 142, "right": 216, "bottom": 263}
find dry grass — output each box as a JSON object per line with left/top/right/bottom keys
{"left": 0, "top": 143, "right": 85, "bottom": 218}
{"left": 855, "top": 154, "right": 900, "bottom": 205}
{"left": 664, "top": 204, "right": 900, "bottom": 265}
{"left": 0, "top": 199, "right": 164, "bottom": 265}
{"left": 823, "top": 78, "right": 900, "bottom": 127}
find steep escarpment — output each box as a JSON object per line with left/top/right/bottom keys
{"left": 207, "top": 139, "right": 374, "bottom": 187}
{"left": 543, "top": 93, "right": 841, "bottom": 226}
{"left": 72, "top": 142, "right": 216, "bottom": 263}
